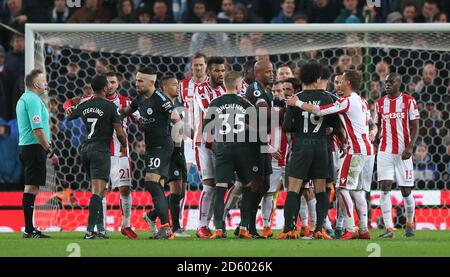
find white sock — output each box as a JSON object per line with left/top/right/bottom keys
{"left": 324, "top": 215, "right": 332, "bottom": 230}
{"left": 380, "top": 191, "right": 394, "bottom": 229}
{"left": 222, "top": 182, "right": 243, "bottom": 221}
{"left": 350, "top": 190, "right": 368, "bottom": 233}
{"left": 120, "top": 194, "right": 132, "bottom": 228}
{"left": 179, "top": 195, "right": 186, "bottom": 229}
{"left": 307, "top": 198, "right": 317, "bottom": 231}
{"left": 403, "top": 194, "right": 416, "bottom": 224}
{"left": 299, "top": 195, "right": 308, "bottom": 227}
{"left": 102, "top": 197, "right": 107, "bottom": 227}
{"left": 339, "top": 189, "right": 355, "bottom": 232}
{"left": 261, "top": 194, "right": 274, "bottom": 228}
{"left": 199, "top": 185, "right": 215, "bottom": 227}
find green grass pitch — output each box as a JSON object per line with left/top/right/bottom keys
{"left": 1, "top": 230, "right": 449, "bottom": 257}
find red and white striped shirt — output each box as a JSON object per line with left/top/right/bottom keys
{"left": 317, "top": 92, "right": 374, "bottom": 155}
{"left": 193, "top": 81, "right": 226, "bottom": 146}
{"left": 179, "top": 77, "right": 207, "bottom": 133}
{"left": 375, "top": 93, "right": 420, "bottom": 154}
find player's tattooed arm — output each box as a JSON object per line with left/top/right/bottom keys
{"left": 402, "top": 119, "right": 419, "bottom": 160}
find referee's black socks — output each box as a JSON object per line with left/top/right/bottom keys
{"left": 146, "top": 181, "right": 169, "bottom": 225}
{"left": 23, "top": 193, "right": 36, "bottom": 233}
{"left": 87, "top": 194, "right": 102, "bottom": 232}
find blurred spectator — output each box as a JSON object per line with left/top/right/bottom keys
{"left": 375, "top": 60, "right": 390, "bottom": 86}
{"left": 334, "top": 0, "right": 362, "bottom": 23}
{"left": 239, "top": 35, "right": 254, "bottom": 56}
{"left": 45, "top": 37, "right": 63, "bottom": 64}
{"left": 68, "top": 0, "right": 111, "bottom": 23}
{"left": 4, "top": 33, "right": 24, "bottom": 87}
{"left": 217, "top": 0, "right": 234, "bottom": 23}
{"left": 95, "top": 58, "right": 109, "bottom": 74}
{"left": 0, "top": 45, "right": 4, "bottom": 74}
{"left": 182, "top": 0, "right": 206, "bottom": 23}
{"left": 424, "top": 101, "right": 442, "bottom": 122}
{"left": 50, "top": 0, "right": 71, "bottom": 23}
{"left": 363, "top": 4, "right": 383, "bottom": 23}
{"left": 136, "top": 5, "right": 152, "bottom": 23}
{"left": 276, "top": 65, "right": 294, "bottom": 81}
{"left": 56, "top": 63, "right": 84, "bottom": 100}
{"left": 393, "top": 0, "right": 424, "bottom": 14}
{"left": 0, "top": 117, "right": 22, "bottom": 184}
{"left": 344, "top": 33, "right": 363, "bottom": 70}
{"left": 255, "top": 47, "right": 270, "bottom": 63}
{"left": 307, "top": 0, "right": 340, "bottom": 23}
{"left": 402, "top": 2, "right": 418, "bottom": 23}
{"left": 386, "top": 11, "right": 403, "bottom": 23}
{"left": 413, "top": 143, "right": 439, "bottom": 181}
{"left": 369, "top": 80, "right": 381, "bottom": 103}
{"left": 335, "top": 54, "right": 352, "bottom": 74}
{"left": 271, "top": 0, "right": 296, "bottom": 24}
{"left": 433, "top": 11, "right": 448, "bottom": 22}
{"left": 414, "top": 63, "right": 443, "bottom": 102}
{"left": 443, "top": 136, "right": 450, "bottom": 181}
{"left": 415, "top": 0, "right": 439, "bottom": 22}
{"left": 151, "top": 0, "right": 176, "bottom": 23}
{"left": 231, "top": 3, "right": 250, "bottom": 23}
{"left": 137, "top": 35, "right": 153, "bottom": 55}
{"left": 189, "top": 11, "right": 230, "bottom": 55}
{"left": 250, "top": 0, "right": 281, "bottom": 23}
{"left": 111, "top": 0, "right": 136, "bottom": 23}
{"left": 293, "top": 13, "right": 308, "bottom": 23}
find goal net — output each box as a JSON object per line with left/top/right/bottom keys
{"left": 26, "top": 24, "right": 450, "bottom": 231}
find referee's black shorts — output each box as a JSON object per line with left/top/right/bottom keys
{"left": 19, "top": 144, "right": 47, "bottom": 187}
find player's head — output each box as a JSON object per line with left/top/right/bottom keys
{"left": 299, "top": 62, "right": 322, "bottom": 86}
{"left": 333, "top": 73, "right": 344, "bottom": 97}
{"left": 272, "top": 81, "right": 284, "bottom": 100}
{"left": 136, "top": 66, "right": 157, "bottom": 95}
{"left": 276, "top": 64, "right": 294, "bottom": 82}
{"left": 190, "top": 52, "right": 207, "bottom": 80}
{"left": 283, "top": 77, "right": 300, "bottom": 98}
{"left": 342, "top": 70, "right": 362, "bottom": 95}
{"left": 105, "top": 71, "right": 120, "bottom": 97}
{"left": 385, "top": 73, "right": 401, "bottom": 97}
{"left": 207, "top": 56, "right": 226, "bottom": 87}
{"left": 319, "top": 66, "right": 331, "bottom": 90}
{"left": 91, "top": 74, "right": 108, "bottom": 96}
{"left": 254, "top": 60, "right": 274, "bottom": 86}
{"left": 25, "top": 69, "right": 47, "bottom": 94}
{"left": 242, "top": 59, "right": 256, "bottom": 84}
{"left": 224, "top": 71, "right": 242, "bottom": 94}
{"left": 160, "top": 75, "right": 179, "bottom": 99}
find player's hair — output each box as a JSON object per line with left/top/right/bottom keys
{"left": 192, "top": 52, "right": 207, "bottom": 62}
{"left": 96, "top": 58, "right": 108, "bottom": 66}
{"left": 343, "top": 70, "right": 362, "bottom": 91}
{"left": 299, "top": 62, "right": 322, "bottom": 85}
{"left": 138, "top": 65, "right": 158, "bottom": 75}
{"left": 424, "top": 0, "right": 438, "bottom": 6}
{"left": 243, "top": 58, "right": 256, "bottom": 74}
{"left": 320, "top": 66, "right": 331, "bottom": 80}
{"left": 160, "top": 74, "right": 177, "bottom": 88}
{"left": 224, "top": 71, "right": 242, "bottom": 91}
{"left": 25, "top": 69, "right": 43, "bottom": 88}
{"left": 273, "top": 80, "right": 283, "bottom": 87}
{"left": 105, "top": 71, "right": 120, "bottom": 79}
{"left": 283, "top": 77, "right": 301, "bottom": 91}
{"left": 91, "top": 74, "right": 108, "bottom": 93}
{"left": 207, "top": 56, "right": 226, "bottom": 69}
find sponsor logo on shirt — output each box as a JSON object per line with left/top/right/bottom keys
{"left": 382, "top": 112, "right": 405, "bottom": 120}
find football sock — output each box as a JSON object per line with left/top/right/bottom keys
{"left": 403, "top": 193, "right": 416, "bottom": 224}
{"left": 240, "top": 186, "right": 252, "bottom": 229}
{"left": 223, "top": 182, "right": 243, "bottom": 221}
{"left": 249, "top": 192, "right": 264, "bottom": 233}
{"left": 262, "top": 194, "right": 274, "bottom": 228}
{"left": 169, "top": 193, "right": 181, "bottom": 231}
{"left": 283, "top": 191, "right": 299, "bottom": 232}
{"left": 23, "top": 193, "right": 36, "bottom": 233}
{"left": 339, "top": 189, "right": 356, "bottom": 232}
{"left": 299, "top": 195, "right": 308, "bottom": 227}
{"left": 120, "top": 194, "right": 132, "bottom": 228}
{"left": 380, "top": 191, "right": 394, "bottom": 229}
{"left": 199, "top": 185, "right": 215, "bottom": 227}
{"left": 96, "top": 197, "right": 106, "bottom": 232}
{"left": 214, "top": 187, "right": 227, "bottom": 230}
{"left": 351, "top": 190, "right": 368, "bottom": 232}
{"left": 87, "top": 194, "right": 102, "bottom": 232}
{"left": 314, "top": 192, "right": 327, "bottom": 233}
{"left": 146, "top": 181, "right": 169, "bottom": 225}
{"left": 307, "top": 198, "right": 317, "bottom": 230}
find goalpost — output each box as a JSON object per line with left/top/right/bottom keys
{"left": 25, "top": 23, "right": 450, "bottom": 231}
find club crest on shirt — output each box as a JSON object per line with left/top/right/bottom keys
{"left": 147, "top": 108, "right": 153, "bottom": 115}
{"left": 174, "top": 170, "right": 180, "bottom": 176}
{"left": 253, "top": 90, "right": 261, "bottom": 97}
{"left": 252, "top": 166, "right": 259, "bottom": 172}
{"left": 32, "top": 115, "right": 41, "bottom": 124}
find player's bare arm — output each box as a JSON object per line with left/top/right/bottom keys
{"left": 170, "top": 109, "right": 184, "bottom": 147}
{"left": 113, "top": 122, "right": 127, "bottom": 156}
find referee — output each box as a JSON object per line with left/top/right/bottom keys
{"left": 16, "top": 69, "right": 59, "bottom": 238}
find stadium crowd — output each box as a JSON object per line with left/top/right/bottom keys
{"left": 0, "top": 0, "right": 449, "bottom": 192}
